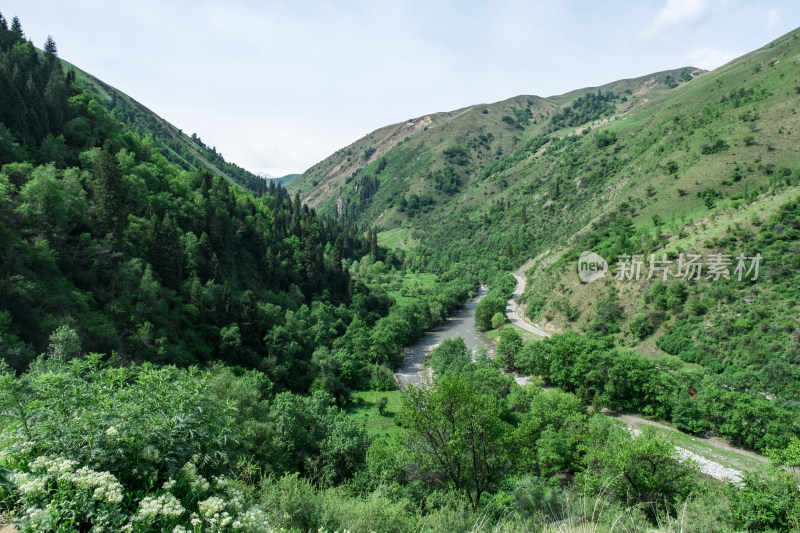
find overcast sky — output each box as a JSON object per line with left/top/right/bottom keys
{"left": 4, "top": 1, "right": 798, "bottom": 176}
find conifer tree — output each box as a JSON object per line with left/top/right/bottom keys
{"left": 43, "top": 35, "right": 57, "bottom": 59}
{"left": 10, "top": 16, "right": 23, "bottom": 42}
{"left": 93, "top": 140, "right": 123, "bottom": 243}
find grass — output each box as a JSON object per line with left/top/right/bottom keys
{"left": 385, "top": 271, "right": 438, "bottom": 305}
{"left": 345, "top": 390, "right": 407, "bottom": 439}
{"left": 377, "top": 227, "right": 418, "bottom": 250}
{"left": 487, "top": 323, "right": 545, "bottom": 344}
{"left": 623, "top": 418, "right": 770, "bottom": 476}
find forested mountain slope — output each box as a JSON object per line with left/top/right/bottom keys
{"left": 61, "top": 61, "right": 268, "bottom": 193}
{"left": 0, "top": 14, "right": 476, "bottom": 393}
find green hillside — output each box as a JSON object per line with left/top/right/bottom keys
{"left": 288, "top": 66, "right": 699, "bottom": 225}
{"left": 293, "top": 28, "right": 800, "bottom": 367}
{"left": 289, "top": 28, "right": 799, "bottom": 280}
{"left": 291, "top": 25, "right": 800, "bottom": 455}
{"left": 276, "top": 173, "right": 301, "bottom": 186}
{"left": 57, "top": 60, "right": 268, "bottom": 194}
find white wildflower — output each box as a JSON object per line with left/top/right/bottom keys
{"left": 13, "top": 472, "right": 47, "bottom": 497}
{"left": 69, "top": 465, "right": 124, "bottom": 504}
{"left": 198, "top": 496, "right": 225, "bottom": 520}
{"left": 137, "top": 493, "right": 185, "bottom": 520}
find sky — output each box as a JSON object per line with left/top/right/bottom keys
{"left": 3, "top": 1, "right": 799, "bottom": 177}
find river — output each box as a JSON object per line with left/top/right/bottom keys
{"left": 394, "top": 285, "right": 495, "bottom": 388}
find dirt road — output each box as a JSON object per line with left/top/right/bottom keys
{"left": 506, "top": 269, "right": 551, "bottom": 338}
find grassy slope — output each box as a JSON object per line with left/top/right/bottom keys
{"left": 277, "top": 173, "right": 302, "bottom": 186}
{"left": 288, "top": 68, "right": 695, "bottom": 220}
{"left": 516, "top": 31, "right": 800, "bottom": 368}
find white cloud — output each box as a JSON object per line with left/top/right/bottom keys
{"left": 767, "top": 8, "right": 780, "bottom": 29}
{"left": 641, "top": 0, "right": 711, "bottom": 38}
{"left": 682, "top": 47, "right": 743, "bottom": 70}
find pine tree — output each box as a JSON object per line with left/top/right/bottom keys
{"left": 370, "top": 230, "right": 378, "bottom": 257}
{"left": 10, "top": 16, "right": 23, "bottom": 42}
{"left": 93, "top": 140, "right": 123, "bottom": 243}
{"left": 149, "top": 213, "right": 183, "bottom": 290}
{"left": 43, "top": 61, "right": 65, "bottom": 132}
{"left": 43, "top": 35, "right": 57, "bottom": 60}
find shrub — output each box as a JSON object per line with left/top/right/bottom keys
{"left": 700, "top": 139, "right": 730, "bottom": 154}
{"left": 474, "top": 297, "right": 507, "bottom": 330}
{"left": 491, "top": 312, "right": 507, "bottom": 329}
{"left": 595, "top": 130, "right": 617, "bottom": 148}
{"left": 727, "top": 472, "right": 800, "bottom": 531}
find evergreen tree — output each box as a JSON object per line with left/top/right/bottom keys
{"left": 43, "top": 35, "right": 57, "bottom": 59}
{"left": 93, "top": 140, "right": 124, "bottom": 243}
{"left": 10, "top": 16, "right": 23, "bottom": 42}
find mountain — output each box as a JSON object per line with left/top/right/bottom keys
{"left": 0, "top": 14, "right": 480, "bottom": 394}
{"left": 58, "top": 59, "right": 269, "bottom": 194}
{"left": 276, "top": 172, "right": 302, "bottom": 186}
{"left": 2, "top": 12, "right": 800, "bottom": 533}
{"left": 291, "top": 28, "right": 800, "bottom": 400}
{"left": 287, "top": 66, "right": 700, "bottom": 219}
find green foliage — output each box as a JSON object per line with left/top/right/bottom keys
{"left": 427, "top": 337, "right": 471, "bottom": 377}
{"left": 400, "top": 373, "right": 511, "bottom": 509}
{"left": 550, "top": 90, "right": 618, "bottom": 129}
{"left": 474, "top": 296, "right": 506, "bottom": 330}
{"left": 521, "top": 328, "right": 800, "bottom": 450}
{"left": 581, "top": 427, "right": 698, "bottom": 520}
{"left": 442, "top": 145, "right": 470, "bottom": 166}
{"left": 496, "top": 327, "right": 522, "bottom": 371}
{"left": 376, "top": 395, "right": 388, "bottom": 415}
{"left": 430, "top": 165, "right": 460, "bottom": 194}
{"left": 700, "top": 138, "right": 730, "bottom": 154}
{"left": 726, "top": 471, "right": 800, "bottom": 531}
{"left": 512, "top": 388, "right": 613, "bottom": 476}
{"left": 766, "top": 436, "right": 800, "bottom": 473}
{"left": 595, "top": 129, "right": 617, "bottom": 148}
{"left": 500, "top": 106, "right": 532, "bottom": 130}
{"left": 490, "top": 312, "right": 506, "bottom": 329}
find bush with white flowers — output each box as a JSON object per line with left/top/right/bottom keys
{"left": 12, "top": 456, "right": 127, "bottom": 531}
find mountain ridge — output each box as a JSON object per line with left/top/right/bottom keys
{"left": 289, "top": 66, "right": 702, "bottom": 214}
{"left": 60, "top": 58, "right": 269, "bottom": 194}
